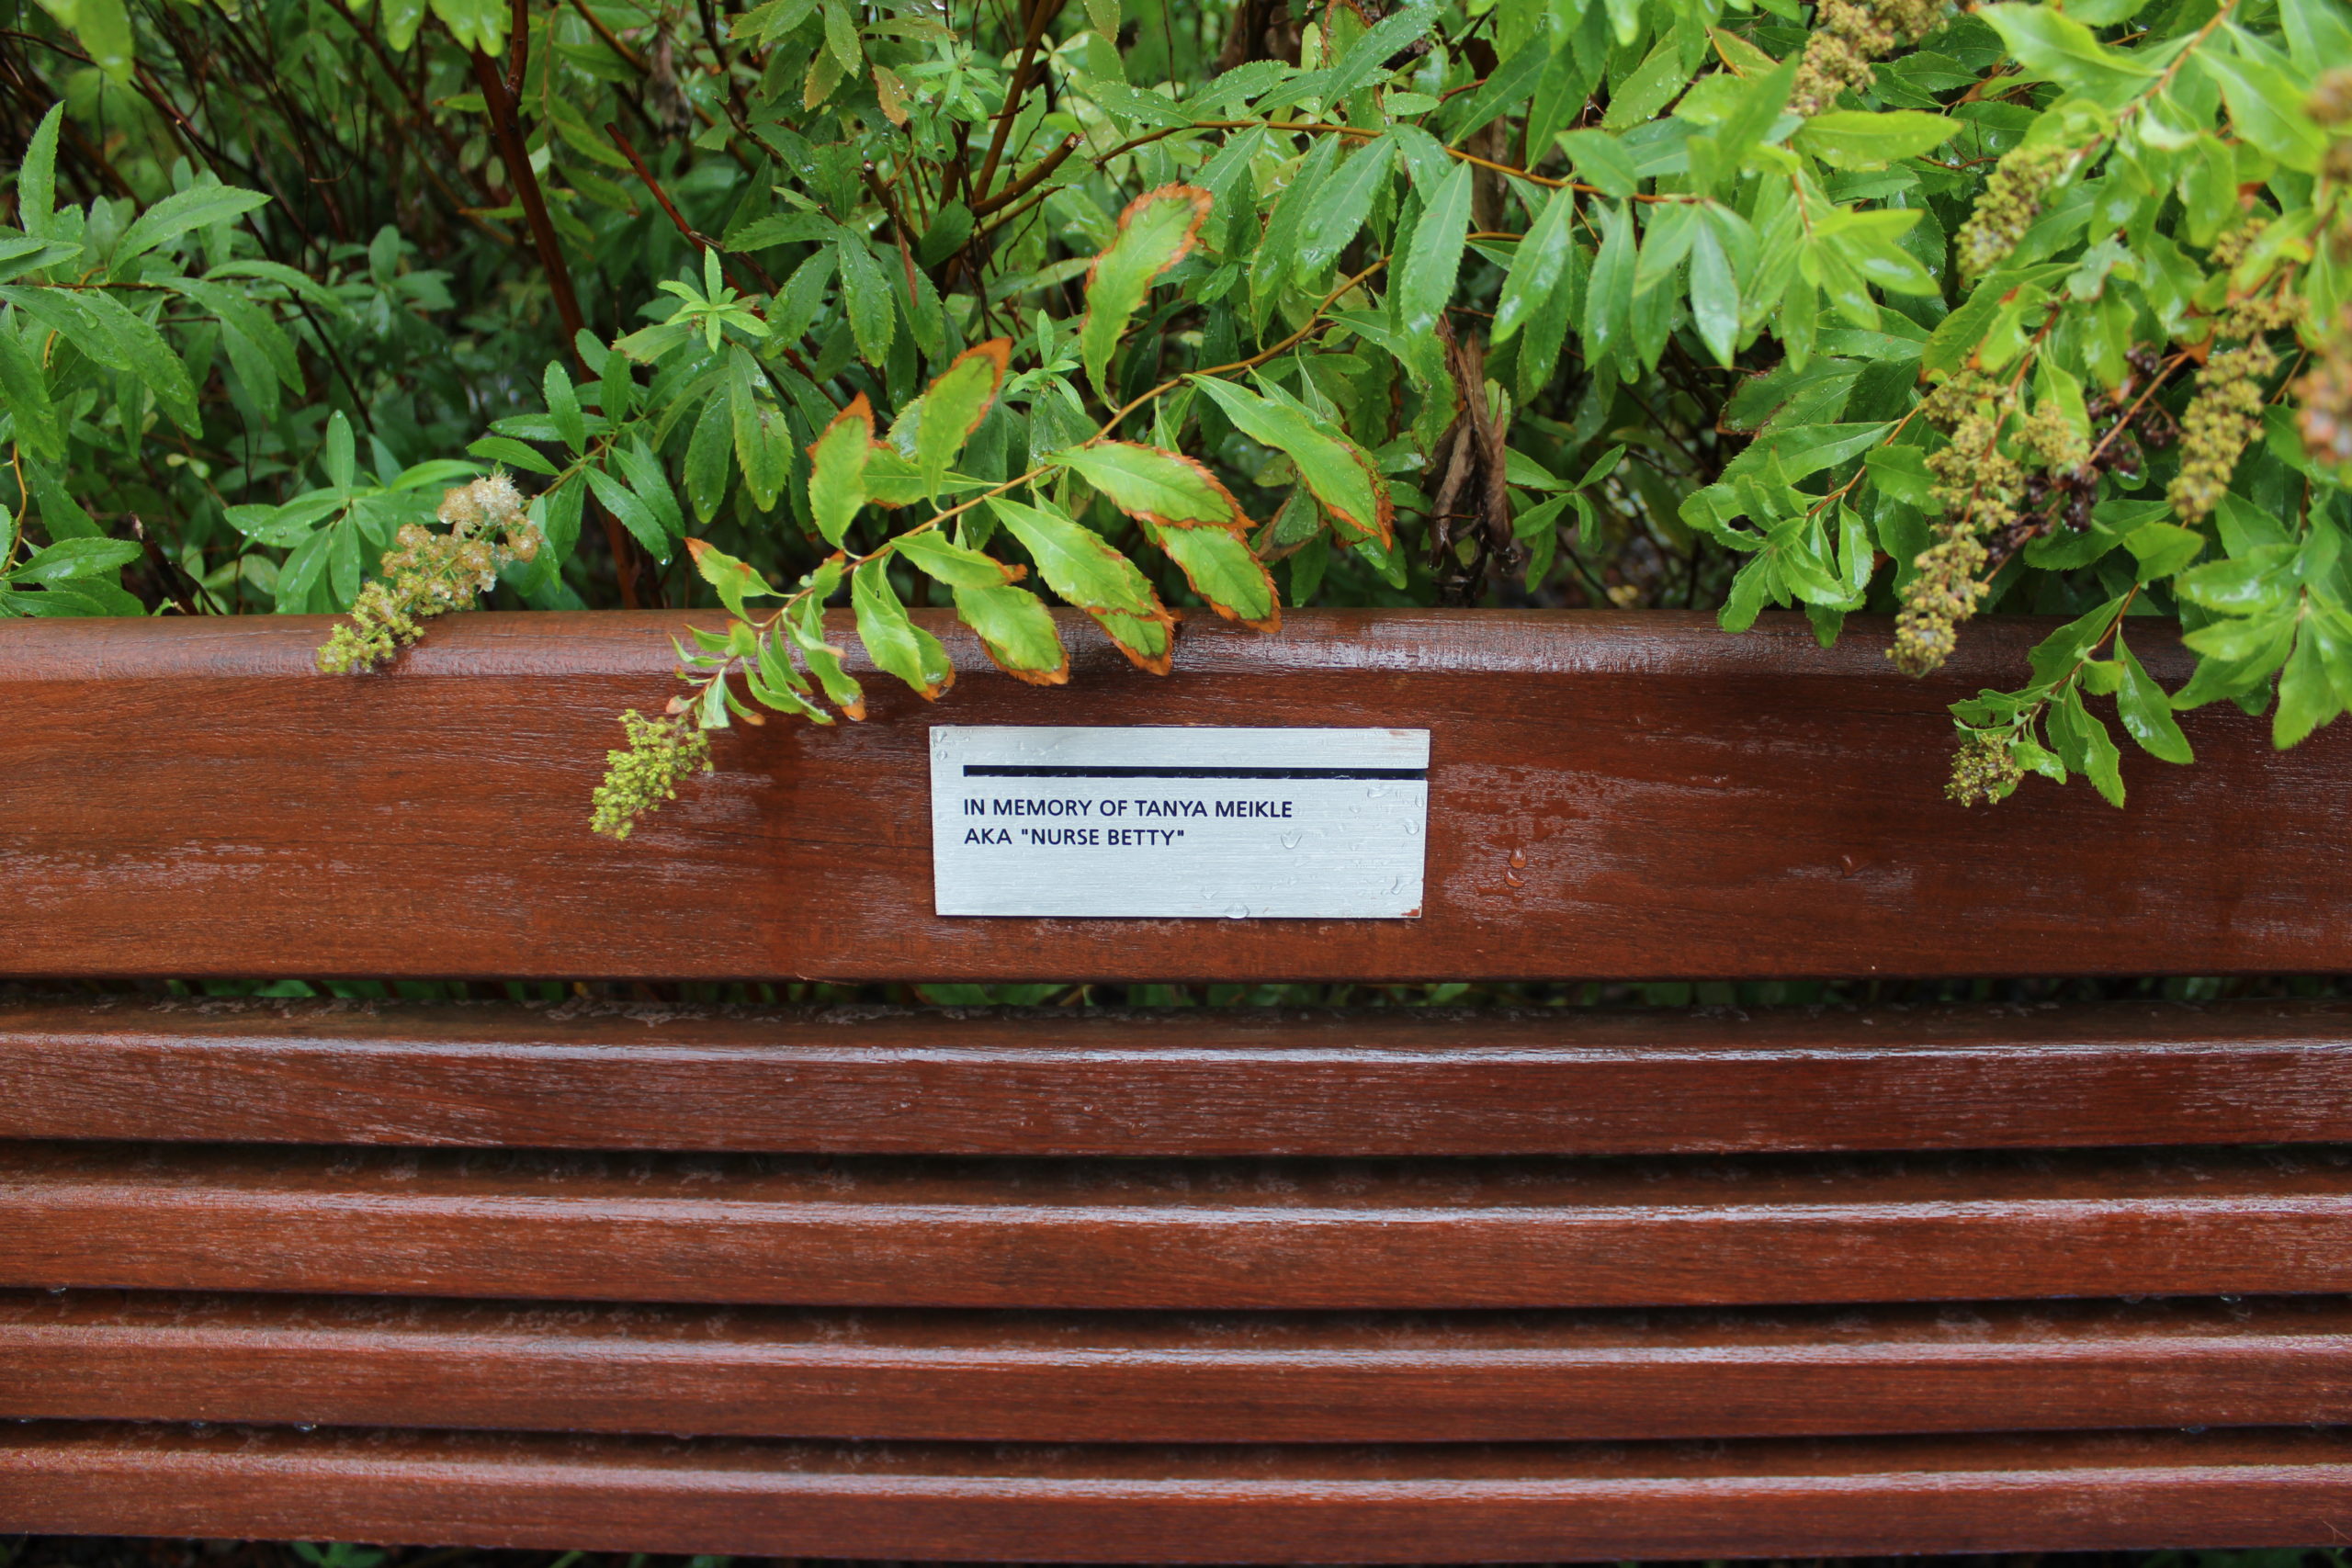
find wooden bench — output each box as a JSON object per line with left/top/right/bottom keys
{"left": 6, "top": 607, "right": 2352, "bottom": 1559}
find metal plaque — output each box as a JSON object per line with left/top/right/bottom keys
{"left": 930, "top": 726, "right": 1430, "bottom": 919}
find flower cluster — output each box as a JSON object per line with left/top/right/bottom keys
{"left": 1790, "top": 0, "right": 1944, "bottom": 117}
{"left": 316, "top": 474, "right": 543, "bottom": 674}
{"left": 1946, "top": 726, "right": 2025, "bottom": 807}
{"left": 2167, "top": 296, "right": 2300, "bottom": 525}
{"left": 1955, "top": 141, "right": 2075, "bottom": 284}
{"left": 589, "top": 709, "right": 714, "bottom": 840}
{"left": 1891, "top": 372, "right": 2021, "bottom": 677}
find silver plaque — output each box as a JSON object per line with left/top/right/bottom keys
{"left": 930, "top": 725, "right": 1430, "bottom": 919}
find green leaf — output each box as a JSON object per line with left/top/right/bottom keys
{"left": 544, "top": 361, "right": 587, "bottom": 454}
{"left": 1492, "top": 184, "right": 1577, "bottom": 344}
{"left": 1687, "top": 218, "right": 1740, "bottom": 367}
{"left": 836, "top": 239, "right": 897, "bottom": 365}
{"left": 18, "top": 104, "right": 62, "bottom": 240}
{"left": 2197, "top": 43, "right": 2328, "bottom": 175}
{"left": 1978, "top": 3, "right": 2158, "bottom": 107}
{"left": 1792, "top": 110, "right": 1961, "bottom": 170}
{"left": 2274, "top": 620, "right": 2344, "bottom": 748}
{"left": 1158, "top": 523, "right": 1280, "bottom": 630}
{"left": 684, "top": 392, "right": 733, "bottom": 524}
{"left": 5, "top": 535, "right": 141, "bottom": 582}
{"left": 72, "top": 288, "right": 200, "bottom": 433}
{"left": 684, "top": 536, "right": 777, "bottom": 619}
{"left": 2114, "top": 629, "right": 2193, "bottom": 764}
{"left": 914, "top": 340, "right": 1008, "bottom": 502}
{"left": 1250, "top": 135, "right": 1339, "bottom": 325}
{"left": 1392, "top": 162, "right": 1473, "bottom": 340}
{"left": 896, "top": 530, "right": 1018, "bottom": 590}
{"left": 989, "top": 495, "right": 1174, "bottom": 672}
{"left": 114, "top": 184, "right": 270, "bottom": 265}
{"left": 468, "top": 435, "right": 560, "bottom": 477}
{"left": 1295, "top": 136, "right": 1394, "bottom": 279}
{"left": 786, "top": 590, "right": 867, "bottom": 718}
{"left": 58, "top": 0, "right": 133, "bottom": 82}
{"left": 2123, "top": 521, "right": 2205, "bottom": 582}
{"left": 0, "top": 319, "right": 62, "bottom": 461}
{"left": 1555, "top": 129, "right": 1639, "bottom": 197}
{"left": 729, "top": 347, "right": 789, "bottom": 511}
{"left": 1056, "top": 440, "right": 1250, "bottom": 529}
{"left": 1078, "top": 185, "right": 1211, "bottom": 405}
{"left": 2051, "top": 683, "right": 2126, "bottom": 807}
{"left": 584, "top": 465, "right": 672, "bottom": 562}
{"left": 323, "top": 411, "right": 356, "bottom": 491}
{"left": 807, "top": 393, "right": 875, "bottom": 548}
{"left": 851, "top": 556, "right": 954, "bottom": 700}
{"left": 954, "top": 582, "right": 1068, "bottom": 682}
{"left": 1188, "top": 375, "right": 1391, "bottom": 545}
{"left": 1583, "top": 198, "right": 1636, "bottom": 378}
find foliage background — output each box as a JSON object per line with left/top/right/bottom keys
{"left": 0, "top": 0, "right": 2349, "bottom": 822}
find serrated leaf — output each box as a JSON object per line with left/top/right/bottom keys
{"left": 1056, "top": 440, "right": 1250, "bottom": 529}
{"left": 585, "top": 465, "right": 672, "bottom": 562}
{"left": 114, "top": 184, "right": 270, "bottom": 265}
{"left": 0, "top": 319, "right": 62, "bottom": 461}
{"left": 915, "top": 339, "right": 1009, "bottom": 501}
{"left": 787, "top": 593, "right": 867, "bottom": 718}
{"left": 896, "top": 530, "right": 1020, "bottom": 589}
{"left": 806, "top": 393, "right": 874, "bottom": 547}
{"left": 954, "top": 582, "right": 1069, "bottom": 683}
{"left": 836, "top": 239, "right": 896, "bottom": 364}
{"left": 18, "top": 104, "right": 62, "bottom": 240}
{"left": 1158, "top": 524, "right": 1280, "bottom": 631}
{"left": 685, "top": 536, "right": 776, "bottom": 618}
{"left": 1188, "top": 376, "right": 1390, "bottom": 545}
{"left": 1078, "top": 185, "right": 1211, "bottom": 406}
{"left": 468, "top": 435, "right": 560, "bottom": 476}
{"left": 685, "top": 392, "right": 733, "bottom": 523}
{"left": 1492, "top": 184, "right": 1577, "bottom": 345}
{"left": 729, "top": 347, "right": 789, "bottom": 510}
{"left": 851, "top": 556, "right": 953, "bottom": 699}
{"left": 5, "top": 535, "right": 141, "bottom": 582}
{"left": 1393, "top": 162, "right": 1472, "bottom": 340}
{"left": 989, "top": 495, "right": 1174, "bottom": 672}
{"left": 1295, "top": 135, "right": 1393, "bottom": 279}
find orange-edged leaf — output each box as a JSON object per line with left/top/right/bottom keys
{"left": 1157, "top": 525, "right": 1281, "bottom": 632}
{"left": 953, "top": 582, "right": 1069, "bottom": 684}
{"left": 1079, "top": 184, "right": 1212, "bottom": 405}
{"left": 850, "top": 556, "right": 954, "bottom": 700}
{"left": 807, "top": 393, "right": 875, "bottom": 547}
{"left": 916, "top": 338, "right": 1011, "bottom": 501}
{"left": 989, "top": 494, "right": 1176, "bottom": 673}
{"left": 1189, "top": 375, "right": 1393, "bottom": 547}
{"left": 896, "top": 529, "right": 1024, "bottom": 589}
{"left": 684, "top": 536, "right": 777, "bottom": 619}
{"left": 1055, "top": 441, "right": 1252, "bottom": 530}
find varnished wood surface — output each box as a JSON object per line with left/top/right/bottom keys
{"left": 8, "top": 997, "right": 2352, "bottom": 1155}
{"left": 6, "top": 1420, "right": 2350, "bottom": 1557}
{"left": 5, "top": 610, "right": 2346, "bottom": 982}
{"left": 7, "top": 1291, "right": 2351, "bottom": 1442}
{"left": 7, "top": 1142, "right": 2351, "bottom": 1308}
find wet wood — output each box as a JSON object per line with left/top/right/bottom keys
{"left": 6, "top": 610, "right": 2347, "bottom": 982}
{"left": 7, "top": 1291, "right": 2351, "bottom": 1443}
{"left": 6, "top": 1143, "right": 2351, "bottom": 1309}
{"left": 7, "top": 997, "right": 2352, "bottom": 1155}
{"left": 5, "top": 1420, "right": 2349, "bottom": 1558}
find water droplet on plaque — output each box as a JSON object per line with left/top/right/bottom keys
{"left": 1281, "top": 830, "right": 1303, "bottom": 850}
{"left": 1226, "top": 904, "right": 1250, "bottom": 919}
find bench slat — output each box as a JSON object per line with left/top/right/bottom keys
{"left": 7, "top": 612, "right": 2350, "bottom": 983}
{"left": 5, "top": 1421, "right": 2347, "bottom": 1559}
{"left": 6, "top": 1292, "right": 2350, "bottom": 1442}
{"left": 7, "top": 1143, "right": 2351, "bottom": 1309}
{"left": 7, "top": 998, "right": 2351, "bottom": 1155}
